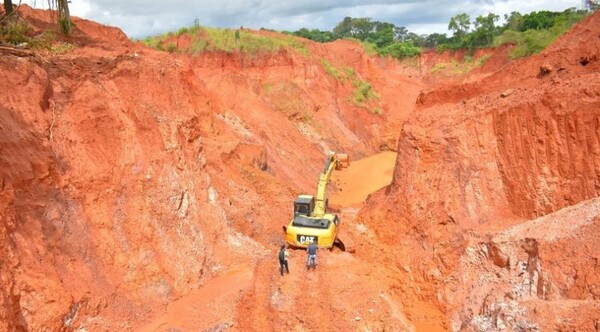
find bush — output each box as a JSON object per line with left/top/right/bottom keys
{"left": 378, "top": 42, "right": 421, "bottom": 59}
{"left": 494, "top": 28, "right": 561, "bottom": 59}
{"left": 355, "top": 39, "right": 378, "bottom": 56}
{"left": 1, "top": 19, "right": 31, "bottom": 44}
{"left": 28, "top": 31, "right": 56, "bottom": 49}
{"left": 166, "top": 43, "right": 177, "bottom": 53}
{"left": 492, "top": 29, "right": 523, "bottom": 47}
{"left": 353, "top": 80, "right": 380, "bottom": 104}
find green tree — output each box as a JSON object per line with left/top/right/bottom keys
{"left": 379, "top": 42, "right": 421, "bottom": 58}
{"left": 332, "top": 17, "right": 374, "bottom": 40}
{"left": 423, "top": 33, "right": 448, "bottom": 48}
{"left": 293, "top": 28, "right": 334, "bottom": 42}
{"left": 448, "top": 13, "right": 471, "bottom": 40}
{"left": 370, "top": 22, "right": 394, "bottom": 47}
{"left": 470, "top": 13, "right": 499, "bottom": 47}
{"left": 351, "top": 17, "right": 374, "bottom": 40}
{"left": 332, "top": 16, "right": 353, "bottom": 39}
{"left": 504, "top": 11, "right": 523, "bottom": 31}
{"left": 404, "top": 32, "right": 426, "bottom": 46}
{"left": 394, "top": 26, "right": 408, "bottom": 41}
{"left": 521, "top": 11, "right": 557, "bottom": 31}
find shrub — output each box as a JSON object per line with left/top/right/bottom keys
{"left": 1, "top": 19, "right": 31, "bottom": 44}
{"left": 494, "top": 24, "right": 570, "bottom": 59}
{"left": 379, "top": 42, "right": 421, "bottom": 59}
{"left": 353, "top": 80, "right": 380, "bottom": 104}
{"left": 166, "top": 43, "right": 177, "bottom": 53}
{"left": 28, "top": 31, "right": 56, "bottom": 49}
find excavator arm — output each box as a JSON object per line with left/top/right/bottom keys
{"left": 313, "top": 151, "right": 349, "bottom": 216}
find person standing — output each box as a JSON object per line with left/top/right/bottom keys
{"left": 279, "top": 244, "right": 290, "bottom": 276}
{"left": 306, "top": 240, "right": 318, "bottom": 270}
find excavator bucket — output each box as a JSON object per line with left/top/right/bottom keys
{"left": 336, "top": 153, "right": 350, "bottom": 169}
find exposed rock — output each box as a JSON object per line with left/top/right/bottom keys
{"left": 539, "top": 64, "right": 553, "bottom": 77}
{"left": 500, "top": 89, "right": 514, "bottom": 98}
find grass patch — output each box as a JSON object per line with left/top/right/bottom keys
{"left": 321, "top": 59, "right": 343, "bottom": 80}
{"left": 430, "top": 54, "right": 491, "bottom": 75}
{"left": 319, "top": 59, "right": 382, "bottom": 114}
{"left": 320, "top": 60, "right": 358, "bottom": 83}
{"left": 49, "top": 41, "right": 74, "bottom": 53}
{"left": 352, "top": 80, "right": 380, "bottom": 104}
{"left": 357, "top": 40, "right": 379, "bottom": 56}
{"left": 493, "top": 26, "right": 568, "bottom": 59}
{"left": 430, "top": 62, "right": 447, "bottom": 73}
{"left": 143, "top": 26, "right": 310, "bottom": 56}
{"left": 1, "top": 18, "right": 31, "bottom": 44}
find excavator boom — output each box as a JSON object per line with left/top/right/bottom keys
{"left": 314, "top": 152, "right": 349, "bottom": 216}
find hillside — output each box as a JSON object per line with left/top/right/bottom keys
{"left": 359, "top": 9, "right": 600, "bottom": 332}
{"left": 1, "top": 4, "right": 599, "bottom": 332}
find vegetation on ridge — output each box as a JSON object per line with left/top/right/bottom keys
{"left": 141, "top": 6, "right": 592, "bottom": 61}
{"left": 142, "top": 25, "right": 309, "bottom": 56}
{"left": 289, "top": 7, "right": 592, "bottom": 59}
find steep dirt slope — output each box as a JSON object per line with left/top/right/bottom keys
{"left": 359, "top": 10, "right": 600, "bottom": 331}
{"left": 0, "top": 5, "right": 425, "bottom": 331}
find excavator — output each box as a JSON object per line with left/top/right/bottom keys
{"left": 283, "top": 151, "right": 350, "bottom": 251}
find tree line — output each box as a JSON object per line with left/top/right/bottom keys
{"left": 288, "top": 7, "right": 593, "bottom": 59}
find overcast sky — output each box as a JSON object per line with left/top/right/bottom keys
{"left": 20, "top": 0, "right": 584, "bottom": 38}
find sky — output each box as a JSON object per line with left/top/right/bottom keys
{"left": 19, "top": 0, "right": 585, "bottom": 38}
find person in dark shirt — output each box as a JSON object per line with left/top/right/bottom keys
{"left": 278, "top": 244, "right": 290, "bottom": 276}
{"left": 306, "top": 240, "right": 318, "bottom": 270}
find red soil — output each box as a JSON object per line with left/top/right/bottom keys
{"left": 1, "top": 4, "right": 600, "bottom": 332}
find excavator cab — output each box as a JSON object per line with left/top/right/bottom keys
{"left": 293, "top": 195, "right": 314, "bottom": 217}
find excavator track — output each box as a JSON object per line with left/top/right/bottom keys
{"left": 333, "top": 237, "right": 346, "bottom": 251}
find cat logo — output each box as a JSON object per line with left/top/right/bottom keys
{"left": 298, "top": 235, "right": 316, "bottom": 244}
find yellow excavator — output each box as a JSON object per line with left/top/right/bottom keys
{"left": 283, "top": 151, "right": 350, "bottom": 251}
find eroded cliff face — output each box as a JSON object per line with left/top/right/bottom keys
{"left": 362, "top": 11, "right": 600, "bottom": 331}
{"left": 0, "top": 42, "right": 255, "bottom": 330}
